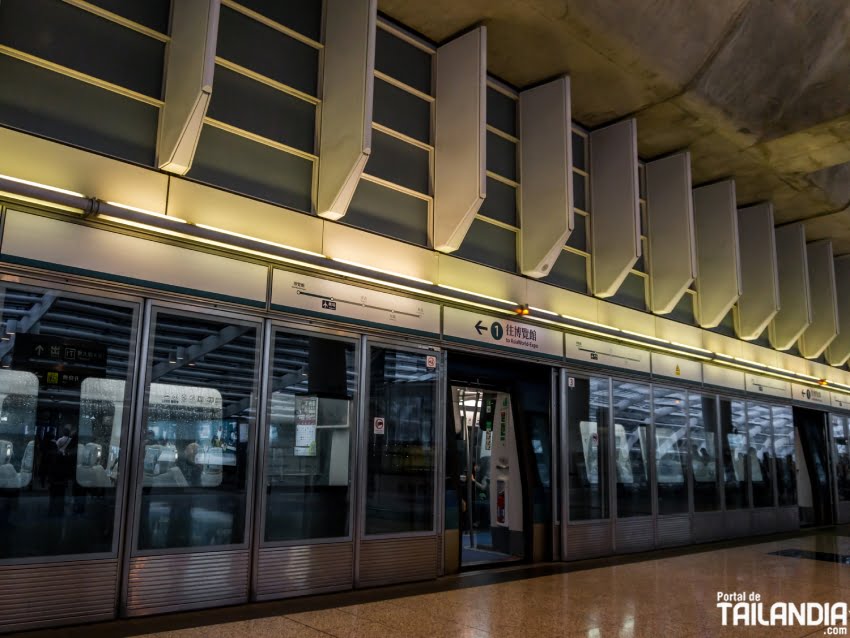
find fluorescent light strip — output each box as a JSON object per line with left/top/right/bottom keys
{"left": 196, "top": 223, "right": 325, "bottom": 258}
{"left": 620, "top": 329, "right": 671, "bottom": 344}
{"left": 438, "top": 284, "right": 516, "bottom": 306}
{"left": 732, "top": 356, "right": 768, "bottom": 368}
{"left": 105, "top": 201, "right": 186, "bottom": 223}
{"left": 671, "top": 341, "right": 714, "bottom": 355}
{"left": 331, "top": 257, "right": 433, "bottom": 285}
{"left": 529, "top": 306, "right": 559, "bottom": 317}
{"left": 14, "top": 174, "right": 850, "bottom": 386}
{"left": 560, "top": 314, "right": 620, "bottom": 331}
{"left": 0, "top": 174, "right": 85, "bottom": 198}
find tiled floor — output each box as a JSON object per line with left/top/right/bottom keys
{"left": 45, "top": 531, "right": 850, "bottom": 638}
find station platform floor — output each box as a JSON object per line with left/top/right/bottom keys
{"left": 21, "top": 526, "right": 850, "bottom": 638}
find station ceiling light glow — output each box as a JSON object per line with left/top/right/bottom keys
{"left": 1, "top": 174, "right": 848, "bottom": 396}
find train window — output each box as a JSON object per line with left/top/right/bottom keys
{"left": 136, "top": 311, "right": 260, "bottom": 551}
{"left": 364, "top": 347, "right": 437, "bottom": 535}
{"left": 566, "top": 376, "right": 610, "bottom": 521}
{"left": 613, "top": 381, "right": 651, "bottom": 517}
{"left": 689, "top": 393, "right": 720, "bottom": 511}
{"left": 772, "top": 405, "right": 796, "bottom": 506}
{"left": 0, "top": 286, "right": 138, "bottom": 560}
{"left": 653, "top": 386, "right": 689, "bottom": 515}
{"left": 263, "top": 332, "right": 356, "bottom": 543}
{"left": 748, "top": 403, "right": 775, "bottom": 508}
{"left": 832, "top": 415, "right": 850, "bottom": 501}
{"left": 720, "top": 399, "right": 749, "bottom": 509}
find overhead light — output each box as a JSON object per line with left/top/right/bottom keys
{"left": 196, "top": 223, "right": 326, "bottom": 258}
{"left": 671, "top": 342, "right": 713, "bottom": 355}
{"left": 620, "top": 329, "right": 670, "bottom": 344}
{"left": 529, "top": 306, "right": 559, "bottom": 316}
{"left": 0, "top": 173, "right": 85, "bottom": 198}
{"left": 6, "top": 172, "right": 850, "bottom": 396}
{"left": 437, "top": 284, "right": 516, "bottom": 306}
{"left": 331, "top": 257, "right": 433, "bottom": 285}
{"left": 105, "top": 201, "right": 186, "bottom": 223}
{"left": 560, "top": 314, "right": 621, "bottom": 332}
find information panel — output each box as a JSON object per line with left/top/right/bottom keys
{"left": 272, "top": 270, "right": 440, "bottom": 335}
{"left": 564, "top": 334, "right": 650, "bottom": 373}
{"left": 442, "top": 307, "right": 563, "bottom": 358}
{"left": 745, "top": 373, "right": 791, "bottom": 398}
{"left": 832, "top": 393, "right": 850, "bottom": 411}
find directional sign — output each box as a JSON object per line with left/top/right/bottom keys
{"left": 13, "top": 333, "right": 107, "bottom": 388}
{"left": 442, "top": 307, "right": 563, "bottom": 358}
{"left": 272, "top": 270, "right": 440, "bottom": 335}
{"left": 791, "top": 383, "right": 829, "bottom": 406}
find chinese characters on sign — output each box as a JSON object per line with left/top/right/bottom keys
{"left": 12, "top": 333, "right": 107, "bottom": 388}
{"left": 444, "top": 307, "right": 563, "bottom": 357}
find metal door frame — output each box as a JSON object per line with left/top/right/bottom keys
{"left": 249, "top": 321, "right": 361, "bottom": 599}
{"left": 120, "top": 299, "right": 267, "bottom": 615}
{"left": 353, "top": 336, "right": 443, "bottom": 586}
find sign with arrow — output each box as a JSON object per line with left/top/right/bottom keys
{"left": 12, "top": 333, "right": 107, "bottom": 388}
{"left": 443, "top": 307, "right": 563, "bottom": 358}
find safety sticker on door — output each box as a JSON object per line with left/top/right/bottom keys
{"left": 373, "top": 417, "right": 385, "bottom": 435}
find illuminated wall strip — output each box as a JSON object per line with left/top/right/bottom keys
{"left": 1, "top": 175, "right": 849, "bottom": 395}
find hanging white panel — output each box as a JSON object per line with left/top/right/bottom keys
{"left": 692, "top": 180, "right": 741, "bottom": 328}
{"left": 769, "top": 223, "right": 811, "bottom": 350}
{"left": 827, "top": 256, "right": 850, "bottom": 366}
{"left": 734, "top": 203, "right": 779, "bottom": 340}
{"left": 799, "top": 240, "right": 839, "bottom": 359}
{"left": 645, "top": 151, "right": 696, "bottom": 314}
{"left": 316, "top": 0, "right": 376, "bottom": 220}
{"left": 157, "top": 0, "right": 220, "bottom": 174}
{"left": 518, "top": 76, "right": 572, "bottom": 278}
{"left": 589, "top": 119, "right": 640, "bottom": 297}
{"left": 432, "top": 27, "right": 487, "bottom": 252}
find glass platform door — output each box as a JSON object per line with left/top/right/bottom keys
{"left": 355, "top": 342, "right": 441, "bottom": 587}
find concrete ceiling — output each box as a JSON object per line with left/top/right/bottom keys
{"left": 379, "top": 0, "right": 850, "bottom": 253}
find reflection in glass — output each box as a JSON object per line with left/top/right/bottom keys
{"left": 365, "top": 348, "right": 437, "bottom": 534}
{"left": 772, "top": 405, "right": 797, "bottom": 507}
{"left": 137, "top": 312, "right": 259, "bottom": 550}
{"left": 613, "top": 381, "right": 651, "bottom": 517}
{"left": 653, "top": 386, "right": 689, "bottom": 515}
{"left": 689, "top": 393, "right": 720, "bottom": 512}
{"left": 748, "top": 403, "right": 775, "bottom": 507}
{"left": 832, "top": 415, "right": 850, "bottom": 501}
{"left": 264, "top": 332, "right": 355, "bottom": 542}
{"left": 0, "top": 287, "right": 136, "bottom": 560}
{"left": 721, "top": 399, "right": 748, "bottom": 509}
{"left": 567, "top": 377, "right": 610, "bottom": 521}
